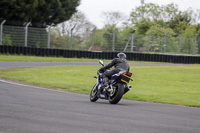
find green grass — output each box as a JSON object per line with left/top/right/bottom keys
{"left": 0, "top": 64, "right": 200, "bottom": 107}
{"left": 0, "top": 54, "right": 109, "bottom": 62}
{"left": 124, "top": 65, "right": 200, "bottom": 107}
{"left": 0, "top": 54, "right": 164, "bottom": 64}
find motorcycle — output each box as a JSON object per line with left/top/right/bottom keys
{"left": 90, "top": 60, "right": 133, "bottom": 104}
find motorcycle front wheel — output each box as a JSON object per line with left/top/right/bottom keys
{"left": 109, "top": 83, "right": 124, "bottom": 104}
{"left": 90, "top": 83, "right": 99, "bottom": 102}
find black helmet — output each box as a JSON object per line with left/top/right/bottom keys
{"left": 117, "top": 52, "right": 126, "bottom": 59}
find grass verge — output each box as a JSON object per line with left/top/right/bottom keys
{"left": 0, "top": 54, "right": 107, "bottom": 62}
{"left": 0, "top": 64, "right": 200, "bottom": 107}
{"left": 0, "top": 54, "right": 165, "bottom": 64}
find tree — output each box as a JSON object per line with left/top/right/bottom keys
{"left": 51, "top": 11, "right": 95, "bottom": 50}
{"left": 145, "top": 25, "right": 175, "bottom": 52}
{"left": 134, "top": 18, "right": 153, "bottom": 35}
{"left": 57, "top": 11, "right": 95, "bottom": 37}
{"left": 129, "top": 3, "right": 199, "bottom": 37}
{"left": 167, "top": 11, "right": 191, "bottom": 35}
{"left": 116, "top": 27, "right": 135, "bottom": 51}
{"left": 2, "top": 34, "right": 12, "bottom": 45}
{"left": 85, "top": 29, "right": 106, "bottom": 50}
{"left": 101, "top": 11, "right": 127, "bottom": 27}
{"left": 99, "top": 11, "right": 128, "bottom": 51}
{"left": 180, "top": 25, "right": 197, "bottom": 54}
{"left": 101, "top": 25, "right": 117, "bottom": 50}
{"left": 129, "top": 3, "right": 163, "bottom": 24}
{"left": 0, "top": 0, "right": 80, "bottom": 27}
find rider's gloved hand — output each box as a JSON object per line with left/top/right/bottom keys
{"left": 98, "top": 67, "right": 105, "bottom": 73}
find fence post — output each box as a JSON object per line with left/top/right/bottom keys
{"left": 179, "top": 33, "right": 184, "bottom": 54}
{"left": 25, "top": 22, "right": 31, "bottom": 47}
{"left": 70, "top": 25, "right": 76, "bottom": 50}
{"left": 0, "top": 20, "right": 6, "bottom": 45}
{"left": 123, "top": 35, "right": 131, "bottom": 52}
{"left": 130, "top": 29, "right": 136, "bottom": 52}
{"left": 112, "top": 29, "right": 117, "bottom": 51}
{"left": 194, "top": 34, "right": 199, "bottom": 55}
{"left": 148, "top": 31, "right": 153, "bottom": 53}
{"left": 163, "top": 32, "right": 169, "bottom": 53}
{"left": 91, "top": 27, "right": 96, "bottom": 51}
{"left": 47, "top": 25, "right": 52, "bottom": 48}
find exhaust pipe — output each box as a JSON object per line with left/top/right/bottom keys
{"left": 124, "top": 85, "right": 132, "bottom": 94}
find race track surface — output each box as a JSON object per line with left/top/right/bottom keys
{"left": 0, "top": 61, "right": 200, "bottom": 133}
{"left": 0, "top": 79, "right": 200, "bottom": 133}
{"left": 0, "top": 61, "right": 180, "bottom": 69}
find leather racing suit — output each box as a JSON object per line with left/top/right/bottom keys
{"left": 99, "top": 58, "right": 130, "bottom": 84}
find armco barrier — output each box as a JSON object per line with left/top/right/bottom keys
{"left": 0, "top": 45, "right": 200, "bottom": 64}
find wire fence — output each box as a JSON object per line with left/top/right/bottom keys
{"left": 2, "top": 25, "right": 25, "bottom": 46}
{"left": 0, "top": 23, "right": 200, "bottom": 56}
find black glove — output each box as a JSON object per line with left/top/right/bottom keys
{"left": 98, "top": 67, "right": 105, "bottom": 73}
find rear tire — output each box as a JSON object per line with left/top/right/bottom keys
{"left": 90, "top": 84, "right": 99, "bottom": 102}
{"left": 109, "top": 83, "right": 124, "bottom": 104}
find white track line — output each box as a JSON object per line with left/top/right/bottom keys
{"left": 0, "top": 79, "right": 87, "bottom": 97}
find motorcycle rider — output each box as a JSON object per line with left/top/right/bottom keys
{"left": 99, "top": 52, "right": 130, "bottom": 87}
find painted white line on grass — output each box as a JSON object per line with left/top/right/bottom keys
{"left": 0, "top": 79, "right": 87, "bottom": 97}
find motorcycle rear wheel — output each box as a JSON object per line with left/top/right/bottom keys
{"left": 109, "top": 83, "right": 124, "bottom": 104}
{"left": 90, "top": 84, "right": 99, "bottom": 102}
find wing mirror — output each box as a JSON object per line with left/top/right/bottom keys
{"left": 99, "top": 60, "right": 104, "bottom": 66}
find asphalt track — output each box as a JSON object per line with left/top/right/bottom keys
{"left": 0, "top": 61, "right": 200, "bottom": 133}
{"left": 0, "top": 61, "right": 180, "bottom": 69}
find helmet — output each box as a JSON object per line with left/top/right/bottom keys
{"left": 117, "top": 52, "right": 126, "bottom": 59}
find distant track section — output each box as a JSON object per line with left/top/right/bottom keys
{"left": 0, "top": 61, "right": 182, "bottom": 69}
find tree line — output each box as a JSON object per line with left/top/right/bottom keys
{"left": 1, "top": 1, "right": 200, "bottom": 54}
{"left": 50, "top": 3, "right": 200, "bottom": 54}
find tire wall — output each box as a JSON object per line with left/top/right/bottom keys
{"left": 0, "top": 45, "right": 200, "bottom": 64}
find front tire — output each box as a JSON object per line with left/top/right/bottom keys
{"left": 109, "top": 83, "right": 124, "bottom": 104}
{"left": 90, "top": 84, "right": 99, "bottom": 102}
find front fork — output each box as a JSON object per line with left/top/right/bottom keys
{"left": 94, "top": 75, "right": 108, "bottom": 99}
